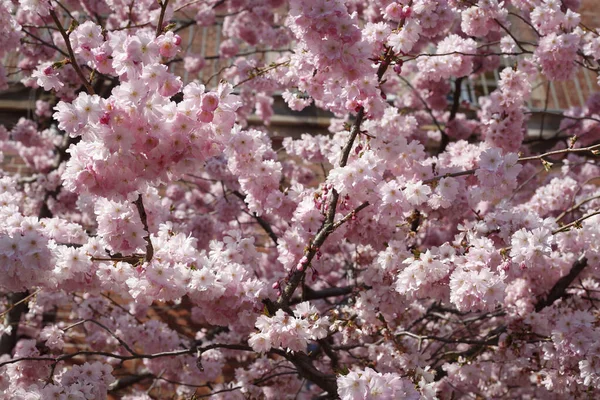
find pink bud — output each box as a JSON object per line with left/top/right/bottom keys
{"left": 384, "top": 3, "right": 403, "bottom": 20}
{"left": 272, "top": 281, "right": 279, "bottom": 290}
{"left": 197, "top": 110, "right": 214, "bottom": 123}
{"left": 95, "top": 52, "right": 108, "bottom": 63}
{"left": 393, "top": 60, "right": 404, "bottom": 75}
{"left": 174, "top": 34, "right": 182, "bottom": 46}
{"left": 201, "top": 93, "right": 220, "bottom": 112}
{"left": 401, "top": 6, "right": 412, "bottom": 19}
{"left": 99, "top": 112, "right": 110, "bottom": 125}
{"left": 297, "top": 263, "right": 304, "bottom": 272}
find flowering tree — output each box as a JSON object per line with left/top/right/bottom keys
{"left": 1, "top": 0, "right": 600, "bottom": 398}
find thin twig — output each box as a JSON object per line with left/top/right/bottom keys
{"left": 134, "top": 195, "right": 154, "bottom": 262}
{"left": 552, "top": 211, "right": 600, "bottom": 234}
{"left": 49, "top": 10, "right": 95, "bottom": 94}
{"left": 63, "top": 319, "right": 138, "bottom": 356}
{"left": 518, "top": 144, "right": 600, "bottom": 162}
{"left": 0, "top": 343, "right": 253, "bottom": 369}
{"left": 0, "top": 290, "right": 40, "bottom": 318}
{"left": 555, "top": 194, "right": 600, "bottom": 223}
{"left": 156, "top": 0, "right": 170, "bottom": 37}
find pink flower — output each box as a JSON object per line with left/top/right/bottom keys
{"left": 201, "top": 93, "right": 220, "bottom": 112}
{"left": 40, "top": 325, "right": 65, "bottom": 351}
{"left": 156, "top": 31, "right": 181, "bottom": 59}
{"left": 403, "top": 181, "right": 431, "bottom": 206}
{"left": 32, "top": 62, "right": 64, "bottom": 91}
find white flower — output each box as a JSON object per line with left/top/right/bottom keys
{"left": 403, "top": 181, "right": 431, "bottom": 206}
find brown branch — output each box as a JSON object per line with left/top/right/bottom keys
{"left": 535, "top": 255, "right": 588, "bottom": 312}
{"left": 233, "top": 61, "right": 290, "bottom": 89}
{"left": 439, "top": 77, "right": 463, "bottom": 153}
{"left": 0, "top": 292, "right": 30, "bottom": 355}
{"left": 274, "top": 45, "right": 394, "bottom": 314}
{"left": 398, "top": 75, "right": 447, "bottom": 137}
{"left": 264, "top": 44, "right": 396, "bottom": 399}
{"left": 134, "top": 195, "right": 154, "bottom": 262}
{"left": 552, "top": 210, "right": 600, "bottom": 235}
{"left": 275, "top": 113, "right": 364, "bottom": 312}
{"left": 0, "top": 290, "right": 40, "bottom": 319}
{"left": 109, "top": 373, "right": 153, "bottom": 393}
{"left": 21, "top": 28, "right": 69, "bottom": 58}
{"left": 555, "top": 194, "right": 600, "bottom": 223}
{"left": 422, "top": 169, "right": 477, "bottom": 185}
{"left": 232, "top": 191, "right": 278, "bottom": 245}
{"left": 421, "top": 144, "right": 600, "bottom": 186}
{"left": 156, "top": 0, "right": 170, "bottom": 37}
{"left": 270, "top": 349, "right": 337, "bottom": 396}
{"left": 0, "top": 343, "right": 253, "bottom": 369}
{"left": 63, "top": 319, "right": 138, "bottom": 356}
{"left": 49, "top": 10, "right": 95, "bottom": 94}
{"left": 332, "top": 201, "right": 370, "bottom": 230}
{"left": 518, "top": 144, "right": 600, "bottom": 162}
{"left": 291, "top": 285, "right": 358, "bottom": 305}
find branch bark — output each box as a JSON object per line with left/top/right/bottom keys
{"left": 535, "top": 255, "right": 588, "bottom": 312}
{"left": 134, "top": 195, "right": 154, "bottom": 262}
{"left": 0, "top": 292, "right": 30, "bottom": 355}
{"left": 49, "top": 10, "right": 95, "bottom": 95}
{"left": 232, "top": 190, "right": 278, "bottom": 245}
{"left": 439, "top": 77, "right": 463, "bottom": 153}
{"left": 156, "top": 0, "right": 170, "bottom": 37}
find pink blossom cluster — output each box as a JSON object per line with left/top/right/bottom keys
{"left": 461, "top": 0, "right": 509, "bottom": 37}
{"left": 59, "top": 79, "right": 240, "bottom": 200}
{"left": 224, "top": 128, "right": 283, "bottom": 215}
{"left": 95, "top": 197, "right": 148, "bottom": 255}
{"left": 222, "top": 1, "right": 289, "bottom": 49}
{"left": 249, "top": 302, "right": 330, "bottom": 353}
{"left": 417, "top": 34, "right": 478, "bottom": 80}
{"left": 0, "top": 202, "right": 55, "bottom": 292}
{"left": 284, "top": 0, "right": 386, "bottom": 117}
{"left": 336, "top": 367, "right": 419, "bottom": 400}
{"left": 474, "top": 147, "right": 523, "bottom": 201}
{"left": 479, "top": 67, "right": 532, "bottom": 151}
{"left": 2, "top": 339, "right": 115, "bottom": 399}
{"left": 535, "top": 33, "right": 580, "bottom": 81}
{"left": 40, "top": 362, "right": 115, "bottom": 399}
{"left": 531, "top": 0, "right": 581, "bottom": 35}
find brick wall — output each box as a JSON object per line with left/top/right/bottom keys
{"left": 0, "top": 85, "right": 34, "bottom": 176}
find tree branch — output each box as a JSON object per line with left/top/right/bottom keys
{"left": 232, "top": 190, "right": 278, "bottom": 245}
{"left": 291, "top": 285, "right": 358, "bottom": 305}
{"left": 0, "top": 343, "right": 253, "bottom": 369}
{"left": 0, "top": 292, "right": 30, "bottom": 355}
{"left": 535, "top": 255, "right": 588, "bottom": 312}
{"left": 49, "top": 9, "right": 95, "bottom": 94}
{"left": 552, "top": 211, "right": 600, "bottom": 235}
{"left": 134, "top": 195, "right": 154, "bottom": 262}
{"left": 439, "top": 77, "right": 463, "bottom": 153}
{"left": 156, "top": 0, "right": 170, "bottom": 37}
{"left": 518, "top": 144, "right": 600, "bottom": 162}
